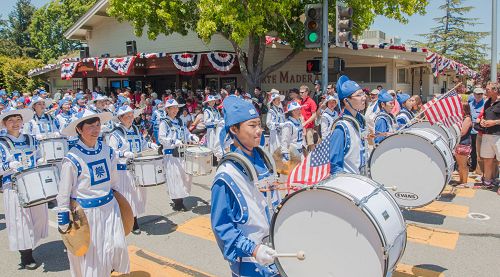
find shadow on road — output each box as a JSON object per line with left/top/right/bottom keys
{"left": 138, "top": 215, "right": 177, "bottom": 236}
{"left": 402, "top": 209, "right": 446, "bottom": 225}
{"left": 113, "top": 270, "right": 151, "bottom": 277}
{"left": 185, "top": 196, "right": 211, "bottom": 215}
{"left": 35, "top": 240, "right": 70, "bottom": 272}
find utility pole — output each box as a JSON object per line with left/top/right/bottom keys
{"left": 492, "top": 0, "right": 498, "bottom": 82}
{"left": 321, "top": 0, "right": 329, "bottom": 95}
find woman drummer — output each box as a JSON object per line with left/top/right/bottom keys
{"left": 56, "top": 98, "right": 78, "bottom": 148}
{"left": 108, "top": 105, "right": 159, "bottom": 234}
{"left": 395, "top": 93, "right": 415, "bottom": 129}
{"left": 0, "top": 107, "right": 47, "bottom": 270}
{"left": 328, "top": 76, "right": 368, "bottom": 175}
{"left": 211, "top": 95, "right": 280, "bottom": 277}
{"left": 266, "top": 90, "right": 285, "bottom": 154}
{"left": 374, "top": 90, "right": 397, "bottom": 144}
{"left": 320, "top": 94, "right": 339, "bottom": 140}
{"left": 25, "top": 95, "right": 60, "bottom": 139}
{"left": 203, "top": 94, "right": 221, "bottom": 151}
{"left": 56, "top": 109, "right": 130, "bottom": 276}
{"left": 158, "top": 99, "right": 199, "bottom": 211}
{"left": 280, "top": 101, "right": 305, "bottom": 163}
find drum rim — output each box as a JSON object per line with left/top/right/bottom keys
{"left": 368, "top": 130, "right": 451, "bottom": 209}
{"left": 12, "top": 163, "right": 59, "bottom": 177}
{"left": 133, "top": 155, "right": 164, "bottom": 161}
{"left": 136, "top": 181, "right": 166, "bottom": 187}
{"left": 410, "top": 121, "right": 454, "bottom": 149}
{"left": 270, "top": 174, "right": 406, "bottom": 276}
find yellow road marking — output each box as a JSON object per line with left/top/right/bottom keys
{"left": 112, "top": 245, "right": 216, "bottom": 277}
{"left": 411, "top": 201, "right": 469, "bottom": 218}
{"left": 407, "top": 224, "right": 459, "bottom": 250}
{"left": 442, "top": 185, "right": 476, "bottom": 198}
{"left": 394, "top": 263, "right": 445, "bottom": 277}
{"left": 176, "top": 216, "right": 216, "bottom": 242}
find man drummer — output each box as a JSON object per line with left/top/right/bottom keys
{"left": 395, "top": 93, "right": 415, "bottom": 129}
{"left": 108, "top": 105, "right": 159, "bottom": 234}
{"left": 281, "top": 101, "right": 305, "bottom": 163}
{"left": 211, "top": 95, "right": 281, "bottom": 277}
{"left": 25, "top": 95, "right": 60, "bottom": 139}
{"left": 265, "top": 90, "right": 285, "bottom": 154}
{"left": 57, "top": 109, "right": 130, "bottom": 276}
{"left": 328, "top": 76, "right": 368, "bottom": 175}
{"left": 374, "top": 90, "right": 397, "bottom": 144}
{"left": 158, "top": 99, "right": 199, "bottom": 211}
{"left": 151, "top": 99, "right": 166, "bottom": 143}
{"left": 0, "top": 107, "right": 48, "bottom": 270}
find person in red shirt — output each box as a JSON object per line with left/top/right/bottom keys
{"left": 299, "top": 85, "right": 317, "bottom": 151}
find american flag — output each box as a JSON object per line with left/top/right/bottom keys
{"left": 422, "top": 90, "right": 463, "bottom": 129}
{"left": 287, "top": 135, "right": 331, "bottom": 186}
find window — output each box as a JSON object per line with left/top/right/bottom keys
{"left": 344, "top": 66, "right": 386, "bottom": 83}
{"left": 397, "top": 69, "right": 409, "bottom": 84}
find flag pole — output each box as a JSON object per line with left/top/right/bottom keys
{"left": 398, "top": 82, "right": 462, "bottom": 131}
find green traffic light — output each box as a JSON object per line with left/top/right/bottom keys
{"left": 308, "top": 32, "right": 319, "bottom": 43}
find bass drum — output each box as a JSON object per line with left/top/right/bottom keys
{"left": 271, "top": 174, "right": 406, "bottom": 277}
{"left": 368, "top": 128, "right": 454, "bottom": 208}
{"left": 411, "top": 121, "right": 456, "bottom": 149}
{"left": 449, "top": 123, "right": 461, "bottom": 147}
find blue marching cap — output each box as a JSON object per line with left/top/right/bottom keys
{"left": 58, "top": 98, "right": 71, "bottom": 107}
{"left": 378, "top": 89, "right": 393, "bottom": 103}
{"left": 12, "top": 90, "right": 20, "bottom": 97}
{"left": 219, "top": 95, "right": 259, "bottom": 149}
{"left": 396, "top": 93, "right": 410, "bottom": 105}
{"left": 340, "top": 81, "right": 362, "bottom": 100}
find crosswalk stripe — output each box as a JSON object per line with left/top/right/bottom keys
{"left": 393, "top": 263, "right": 445, "bottom": 277}
{"left": 406, "top": 224, "right": 459, "bottom": 250}
{"left": 175, "top": 216, "right": 216, "bottom": 242}
{"left": 441, "top": 185, "right": 476, "bottom": 198}
{"left": 111, "top": 245, "right": 216, "bottom": 277}
{"left": 411, "top": 201, "right": 469, "bottom": 218}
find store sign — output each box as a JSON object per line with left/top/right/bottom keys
{"left": 262, "top": 71, "right": 316, "bottom": 84}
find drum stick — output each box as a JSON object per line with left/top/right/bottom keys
{"left": 273, "top": 251, "right": 306, "bottom": 260}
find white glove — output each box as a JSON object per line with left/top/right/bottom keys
{"left": 9, "top": 161, "right": 22, "bottom": 170}
{"left": 254, "top": 244, "right": 276, "bottom": 266}
{"left": 174, "top": 140, "right": 183, "bottom": 147}
{"left": 52, "top": 132, "right": 61, "bottom": 138}
{"left": 149, "top": 143, "right": 160, "bottom": 150}
{"left": 37, "top": 158, "right": 46, "bottom": 165}
{"left": 190, "top": 134, "right": 200, "bottom": 143}
{"left": 36, "top": 134, "right": 45, "bottom": 140}
{"left": 278, "top": 122, "right": 286, "bottom": 128}
{"left": 123, "top": 151, "right": 135, "bottom": 159}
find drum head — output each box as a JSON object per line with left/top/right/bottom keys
{"left": 369, "top": 131, "right": 448, "bottom": 208}
{"left": 271, "top": 188, "right": 385, "bottom": 277}
{"left": 411, "top": 121, "right": 453, "bottom": 149}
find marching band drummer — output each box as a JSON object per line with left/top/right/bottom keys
{"left": 266, "top": 90, "right": 285, "bottom": 154}
{"left": 56, "top": 109, "right": 130, "bottom": 276}
{"left": 108, "top": 105, "right": 160, "bottom": 234}
{"left": 374, "top": 90, "right": 397, "bottom": 145}
{"left": 211, "top": 95, "right": 280, "bottom": 277}
{"left": 320, "top": 94, "right": 339, "bottom": 140}
{"left": 0, "top": 107, "right": 48, "bottom": 270}
{"left": 151, "top": 99, "right": 166, "bottom": 143}
{"left": 158, "top": 99, "right": 200, "bottom": 211}
{"left": 25, "top": 95, "right": 60, "bottom": 139}
{"left": 328, "top": 76, "right": 367, "bottom": 175}
{"left": 395, "top": 93, "right": 415, "bottom": 129}
{"left": 203, "top": 94, "right": 221, "bottom": 151}
{"left": 280, "top": 101, "right": 305, "bottom": 163}
{"left": 89, "top": 94, "right": 114, "bottom": 135}
{"left": 72, "top": 93, "right": 87, "bottom": 113}
{"left": 56, "top": 98, "right": 78, "bottom": 148}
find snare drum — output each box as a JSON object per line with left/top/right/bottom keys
{"left": 369, "top": 128, "right": 454, "bottom": 208}
{"left": 130, "top": 155, "right": 165, "bottom": 187}
{"left": 184, "top": 146, "right": 213, "bottom": 176}
{"left": 271, "top": 174, "right": 406, "bottom": 277}
{"left": 411, "top": 121, "right": 456, "bottom": 149}
{"left": 39, "top": 137, "right": 68, "bottom": 162}
{"left": 13, "top": 164, "right": 60, "bottom": 208}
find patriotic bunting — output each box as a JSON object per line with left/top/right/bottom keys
{"left": 96, "top": 58, "right": 107, "bottom": 72}
{"left": 107, "top": 56, "right": 136, "bottom": 75}
{"left": 171, "top": 53, "right": 202, "bottom": 75}
{"left": 137, "top": 52, "right": 168, "bottom": 59}
{"left": 206, "top": 52, "right": 236, "bottom": 73}
{"left": 60, "top": 62, "right": 80, "bottom": 80}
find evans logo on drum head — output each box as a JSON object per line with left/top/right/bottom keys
{"left": 394, "top": 192, "right": 418, "bottom": 200}
{"left": 45, "top": 178, "right": 53, "bottom": 183}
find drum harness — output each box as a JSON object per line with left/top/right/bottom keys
{"left": 160, "top": 117, "right": 186, "bottom": 157}
{"left": 0, "top": 135, "right": 36, "bottom": 170}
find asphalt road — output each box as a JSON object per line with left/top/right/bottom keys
{"left": 0, "top": 171, "right": 499, "bottom": 277}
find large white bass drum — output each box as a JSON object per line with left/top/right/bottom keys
{"left": 369, "top": 128, "right": 454, "bottom": 208}
{"left": 411, "top": 121, "right": 456, "bottom": 149}
{"left": 271, "top": 174, "right": 406, "bottom": 277}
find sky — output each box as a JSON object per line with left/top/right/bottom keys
{"left": 1, "top": 0, "right": 499, "bottom": 60}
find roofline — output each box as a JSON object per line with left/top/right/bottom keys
{"left": 64, "top": 0, "right": 109, "bottom": 40}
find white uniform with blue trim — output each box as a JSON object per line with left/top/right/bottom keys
{"left": 203, "top": 106, "right": 221, "bottom": 150}
{"left": 395, "top": 107, "right": 414, "bottom": 129}
{"left": 280, "top": 117, "right": 304, "bottom": 156}
{"left": 56, "top": 139, "right": 130, "bottom": 277}
{"left": 158, "top": 116, "right": 196, "bottom": 200}
{"left": 211, "top": 146, "right": 280, "bottom": 277}
{"left": 266, "top": 105, "right": 285, "bottom": 154}
{"left": 0, "top": 134, "right": 48, "bottom": 251}
{"left": 56, "top": 111, "right": 78, "bottom": 148}
{"left": 374, "top": 110, "right": 397, "bottom": 145}
{"left": 108, "top": 124, "right": 153, "bottom": 216}
{"left": 25, "top": 113, "right": 59, "bottom": 137}
{"left": 320, "top": 108, "right": 338, "bottom": 139}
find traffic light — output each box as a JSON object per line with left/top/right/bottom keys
{"left": 306, "top": 59, "right": 321, "bottom": 74}
{"left": 304, "top": 4, "right": 322, "bottom": 48}
{"left": 336, "top": 5, "right": 353, "bottom": 46}
{"left": 333, "top": 58, "right": 345, "bottom": 74}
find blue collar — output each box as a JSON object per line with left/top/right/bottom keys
{"left": 288, "top": 117, "right": 301, "bottom": 126}
{"left": 324, "top": 108, "right": 337, "bottom": 117}
{"left": 230, "top": 145, "right": 270, "bottom": 180}
{"left": 74, "top": 140, "right": 103, "bottom": 155}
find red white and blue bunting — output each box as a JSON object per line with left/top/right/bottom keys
{"left": 137, "top": 52, "right": 168, "bottom": 59}
{"left": 425, "top": 52, "right": 477, "bottom": 78}
{"left": 96, "top": 58, "right": 107, "bottom": 73}
{"left": 171, "top": 53, "right": 201, "bottom": 75}
{"left": 206, "top": 52, "right": 236, "bottom": 73}
{"left": 107, "top": 56, "right": 136, "bottom": 75}
{"left": 61, "top": 62, "right": 80, "bottom": 80}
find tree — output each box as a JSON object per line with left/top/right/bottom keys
{"left": 0, "top": 0, "right": 37, "bottom": 57}
{"left": 0, "top": 56, "right": 44, "bottom": 92}
{"left": 409, "top": 0, "right": 488, "bottom": 69}
{"left": 29, "top": 0, "right": 97, "bottom": 63}
{"left": 108, "top": 0, "right": 428, "bottom": 89}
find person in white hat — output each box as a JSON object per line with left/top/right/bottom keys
{"left": 108, "top": 105, "right": 160, "bottom": 234}
{"left": 24, "top": 96, "right": 59, "bottom": 139}
{"left": 158, "top": 99, "right": 200, "bottom": 211}
{"left": 56, "top": 98, "right": 78, "bottom": 148}
{"left": 203, "top": 94, "right": 221, "bottom": 155}
{"left": 56, "top": 109, "right": 130, "bottom": 276}
{"left": 151, "top": 99, "right": 167, "bottom": 143}
{"left": 265, "top": 91, "right": 285, "bottom": 154}
{"left": 0, "top": 107, "right": 48, "bottom": 270}
{"left": 320, "top": 94, "right": 339, "bottom": 140}
{"left": 280, "top": 101, "right": 305, "bottom": 163}
{"left": 89, "top": 94, "right": 115, "bottom": 134}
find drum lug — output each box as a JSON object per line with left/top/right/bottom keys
{"left": 355, "top": 187, "right": 381, "bottom": 207}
